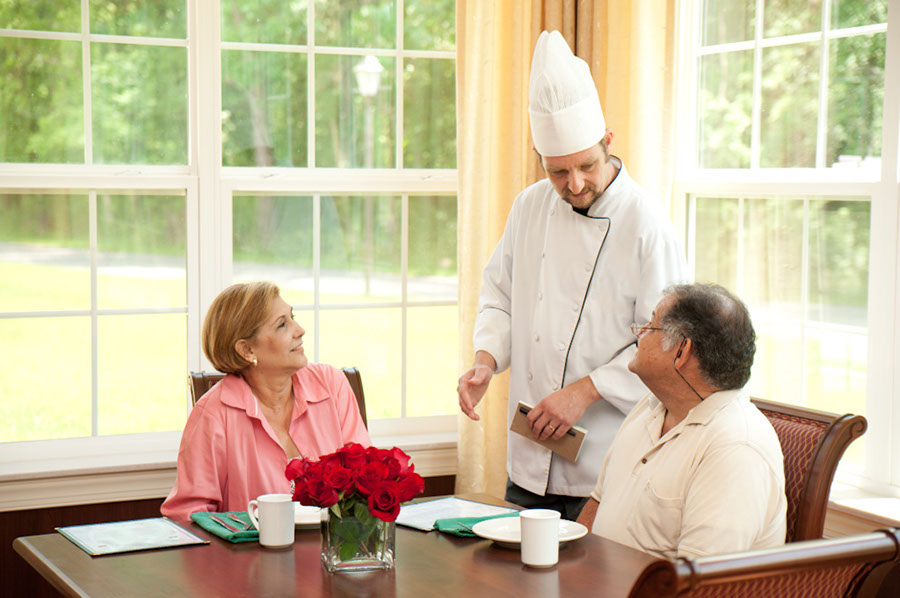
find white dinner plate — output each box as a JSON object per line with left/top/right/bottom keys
{"left": 295, "top": 504, "right": 324, "bottom": 528}
{"left": 471, "top": 517, "right": 588, "bottom": 550}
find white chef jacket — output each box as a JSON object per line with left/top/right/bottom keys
{"left": 590, "top": 388, "right": 787, "bottom": 559}
{"left": 473, "top": 157, "right": 687, "bottom": 496}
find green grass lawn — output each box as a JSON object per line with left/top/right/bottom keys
{"left": 1, "top": 262, "right": 458, "bottom": 442}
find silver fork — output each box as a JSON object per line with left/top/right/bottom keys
{"left": 226, "top": 513, "right": 252, "bottom": 530}
{"left": 209, "top": 514, "right": 241, "bottom": 533}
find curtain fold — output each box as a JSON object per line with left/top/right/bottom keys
{"left": 455, "top": 0, "right": 677, "bottom": 497}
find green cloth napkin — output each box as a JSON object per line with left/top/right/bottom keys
{"left": 434, "top": 512, "right": 520, "bottom": 537}
{"left": 190, "top": 511, "right": 259, "bottom": 543}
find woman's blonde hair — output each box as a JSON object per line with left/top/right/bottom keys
{"left": 202, "top": 281, "right": 281, "bottom": 374}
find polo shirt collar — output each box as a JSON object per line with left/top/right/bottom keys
{"left": 218, "top": 370, "right": 330, "bottom": 419}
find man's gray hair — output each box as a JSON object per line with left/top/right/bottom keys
{"left": 659, "top": 283, "right": 756, "bottom": 390}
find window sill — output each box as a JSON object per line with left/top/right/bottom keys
{"left": 825, "top": 481, "right": 900, "bottom": 537}
{"left": 0, "top": 430, "right": 457, "bottom": 512}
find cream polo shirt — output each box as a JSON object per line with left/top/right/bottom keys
{"left": 590, "top": 387, "right": 786, "bottom": 559}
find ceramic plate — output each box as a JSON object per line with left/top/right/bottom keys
{"left": 471, "top": 517, "right": 588, "bottom": 550}
{"left": 295, "top": 504, "right": 324, "bottom": 528}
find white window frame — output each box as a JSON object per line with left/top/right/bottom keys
{"left": 673, "top": 0, "right": 900, "bottom": 496}
{"left": 0, "top": 0, "right": 458, "bottom": 511}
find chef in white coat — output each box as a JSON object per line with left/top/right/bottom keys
{"left": 457, "top": 31, "right": 687, "bottom": 519}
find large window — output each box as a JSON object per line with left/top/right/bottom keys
{"left": 0, "top": 0, "right": 457, "bottom": 482}
{"left": 676, "top": 0, "right": 898, "bottom": 490}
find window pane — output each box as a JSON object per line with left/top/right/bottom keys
{"left": 693, "top": 197, "right": 739, "bottom": 289}
{"left": 749, "top": 323, "right": 804, "bottom": 407}
{"left": 221, "top": 0, "right": 307, "bottom": 44}
{"left": 404, "top": 0, "right": 454, "bottom": 51}
{"left": 0, "top": 0, "right": 80, "bottom": 32}
{"left": 98, "top": 313, "right": 187, "bottom": 434}
{"left": 764, "top": 0, "right": 820, "bottom": 38}
{"left": 222, "top": 50, "right": 308, "bottom": 167}
{"left": 96, "top": 193, "right": 186, "bottom": 309}
{"left": 806, "top": 328, "right": 866, "bottom": 467}
{"left": 92, "top": 44, "right": 187, "bottom": 164}
{"left": 408, "top": 195, "right": 456, "bottom": 302}
{"left": 0, "top": 193, "right": 90, "bottom": 311}
{"left": 407, "top": 306, "right": 456, "bottom": 417}
{"left": 319, "top": 308, "right": 401, "bottom": 419}
{"left": 232, "top": 195, "right": 314, "bottom": 308}
{"left": 0, "top": 38, "right": 84, "bottom": 163}
{"left": 315, "top": 54, "right": 395, "bottom": 168}
{"left": 90, "top": 0, "right": 186, "bottom": 38}
{"left": 760, "top": 43, "right": 819, "bottom": 168}
{"left": 404, "top": 58, "right": 456, "bottom": 168}
{"left": 1, "top": 317, "right": 91, "bottom": 441}
{"left": 743, "top": 198, "right": 803, "bottom": 314}
{"left": 832, "top": 0, "right": 887, "bottom": 29}
{"left": 827, "top": 33, "right": 885, "bottom": 168}
{"left": 314, "top": 0, "right": 394, "bottom": 48}
{"left": 698, "top": 50, "right": 752, "bottom": 168}
{"left": 701, "top": 0, "right": 754, "bottom": 45}
{"left": 808, "top": 199, "right": 869, "bottom": 326}
{"left": 321, "top": 196, "right": 401, "bottom": 303}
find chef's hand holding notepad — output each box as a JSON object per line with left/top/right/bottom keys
{"left": 509, "top": 402, "right": 587, "bottom": 462}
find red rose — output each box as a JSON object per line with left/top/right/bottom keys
{"left": 340, "top": 443, "right": 370, "bottom": 470}
{"left": 285, "top": 457, "right": 313, "bottom": 481}
{"left": 367, "top": 481, "right": 402, "bottom": 522}
{"left": 323, "top": 462, "right": 355, "bottom": 494}
{"left": 319, "top": 451, "right": 343, "bottom": 470}
{"left": 306, "top": 477, "right": 340, "bottom": 507}
{"left": 354, "top": 461, "right": 389, "bottom": 495}
{"left": 292, "top": 477, "right": 310, "bottom": 504}
{"left": 396, "top": 472, "right": 425, "bottom": 502}
{"left": 387, "top": 447, "right": 413, "bottom": 475}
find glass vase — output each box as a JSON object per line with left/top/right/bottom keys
{"left": 321, "top": 510, "right": 395, "bottom": 572}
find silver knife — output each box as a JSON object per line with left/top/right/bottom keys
{"left": 209, "top": 513, "right": 241, "bottom": 533}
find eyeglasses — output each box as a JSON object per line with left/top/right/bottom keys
{"left": 631, "top": 322, "right": 663, "bottom": 339}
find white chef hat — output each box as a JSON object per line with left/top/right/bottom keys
{"left": 529, "top": 30, "right": 606, "bottom": 157}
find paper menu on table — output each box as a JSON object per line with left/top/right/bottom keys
{"left": 396, "top": 497, "right": 518, "bottom": 531}
{"left": 56, "top": 517, "right": 208, "bottom": 556}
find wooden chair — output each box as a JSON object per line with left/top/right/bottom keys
{"left": 629, "top": 529, "right": 900, "bottom": 598}
{"left": 188, "top": 367, "right": 368, "bottom": 428}
{"left": 750, "top": 398, "right": 867, "bottom": 542}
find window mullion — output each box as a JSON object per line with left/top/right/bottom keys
{"left": 750, "top": 0, "right": 764, "bottom": 169}
{"left": 401, "top": 193, "right": 408, "bottom": 418}
{"left": 800, "top": 197, "right": 810, "bottom": 406}
{"left": 313, "top": 193, "right": 321, "bottom": 362}
{"left": 89, "top": 190, "right": 98, "bottom": 436}
{"left": 82, "top": 0, "right": 92, "bottom": 165}
{"left": 815, "top": 0, "right": 833, "bottom": 168}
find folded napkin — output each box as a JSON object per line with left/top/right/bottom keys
{"left": 190, "top": 511, "right": 259, "bottom": 543}
{"left": 434, "top": 512, "right": 520, "bottom": 537}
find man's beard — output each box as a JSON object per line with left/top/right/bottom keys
{"left": 560, "top": 185, "right": 600, "bottom": 209}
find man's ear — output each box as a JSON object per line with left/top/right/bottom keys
{"left": 674, "top": 338, "right": 692, "bottom": 364}
{"left": 604, "top": 129, "right": 614, "bottom": 149}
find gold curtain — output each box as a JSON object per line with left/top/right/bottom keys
{"left": 455, "top": 0, "right": 677, "bottom": 497}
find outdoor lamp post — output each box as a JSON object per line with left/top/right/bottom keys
{"left": 354, "top": 56, "right": 383, "bottom": 296}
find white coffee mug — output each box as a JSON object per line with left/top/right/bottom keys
{"left": 520, "top": 509, "right": 560, "bottom": 568}
{"left": 247, "top": 493, "right": 295, "bottom": 549}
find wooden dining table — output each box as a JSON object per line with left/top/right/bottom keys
{"left": 13, "top": 495, "right": 665, "bottom": 598}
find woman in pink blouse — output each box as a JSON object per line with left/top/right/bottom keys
{"left": 161, "top": 282, "right": 370, "bottom": 520}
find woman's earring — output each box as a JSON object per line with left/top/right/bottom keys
{"left": 251, "top": 357, "right": 258, "bottom": 366}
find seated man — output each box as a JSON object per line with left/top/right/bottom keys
{"left": 577, "top": 283, "right": 786, "bottom": 559}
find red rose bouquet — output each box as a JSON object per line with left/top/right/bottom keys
{"left": 285, "top": 443, "right": 424, "bottom": 569}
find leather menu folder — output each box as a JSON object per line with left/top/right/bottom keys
{"left": 509, "top": 402, "right": 587, "bottom": 462}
